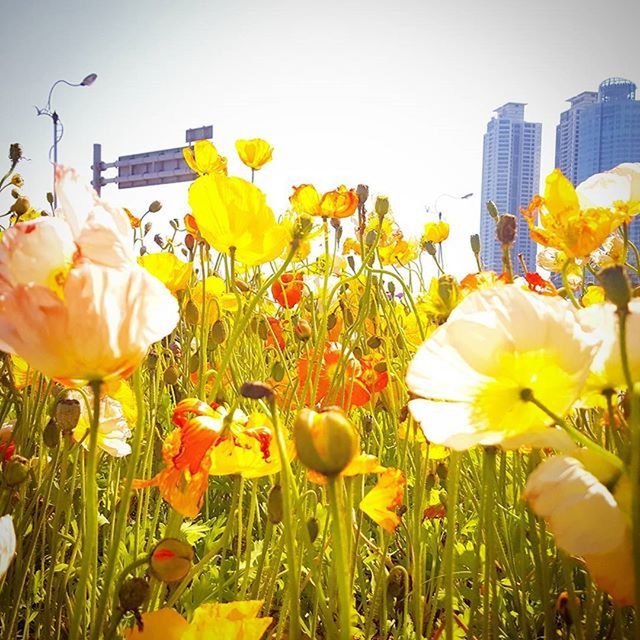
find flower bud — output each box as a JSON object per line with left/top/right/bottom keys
{"left": 10, "top": 174, "right": 23, "bottom": 188}
{"left": 496, "top": 214, "right": 517, "bottom": 246}
{"left": 43, "top": 418, "right": 60, "bottom": 449}
{"left": 185, "top": 233, "right": 196, "bottom": 251}
{"left": 240, "top": 381, "right": 275, "bottom": 401}
{"left": 46, "top": 192, "right": 54, "bottom": 205}
{"left": 470, "top": 233, "right": 481, "bottom": 255}
{"left": 424, "top": 241, "right": 437, "bottom": 257}
{"left": 293, "top": 408, "right": 359, "bottom": 477}
{"left": 163, "top": 366, "right": 179, "bottom": 386}
{"left": 119, "top": 577, "right": 150, "bottom": 612}
{"left": 184, "top": 299, "right": 199, "bottom": 325}
{"left": 294, "top": 318, "right": 312, "bottom": 341}
{"left": 10, "top": 197, "right": 30, "bottom": 217}
{"left": 211, "top": 319, "right": 227, "bottom": 344}
{"left": 267, "top": 484, "right": 283, "bottom": 524}
{"left": 3, "top": 456, "right": 29, "bottom": 487}
{"left": 356, "top": 184, "right": 369, "bottom": 206}
{"left": 149, "top": 538, "right": 194, "bottom": 583}
{"left": 9, "top": 143, "right": 22, "bottom": 165}
{"left": 55, "top": 398, "right": 81, "bottom": 435}
{"left": 148, "top": 200, "right": 162, "bottom": 213}
{"left": 486, "top": 200, "right": 499, "bottom": 220}
{"left": 375, "top": 195, "right": 389, "bottom": 219}
{"left": 598, "top": 265, "right": 632, "bottom": 312}
{"left": 306, "top": 517, "right": 319, "bottom": 543}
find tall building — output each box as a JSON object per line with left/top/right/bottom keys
{"left": 479, "top": 103, "right": 542, "bottom": 274}
{"left": 555, "top": 77, "right": 640, "bottom": 269}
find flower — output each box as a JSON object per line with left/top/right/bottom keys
{"left": 69, "top": 385, "right": 133, "bottom": 457}
{"left": 578, "top": 299, "right": 640, "bottom": 395}
{"left": 0, "top": 422, "right": 15, "bottom": 461}
{"left": 536, "top": 247, "right": 568, "bottom": 273}
{"left": 123, "top": 608, "right": 189, "bottom": 640}
{"left": 290, "top": 185, "right": 358, "bottom": 219}
{"left": 349, "top": 353, "right": 389, "bottom": 407}
{"left": 360, "top": 468, "right": 406, "bottom": 533}
{"left": 422, "top": 221, "right": 450, "bottom": 244}
{"left": 133, "top": 399, "right": 225, "bottom": 517}
{"left": 521, "top": 169, "right": 625, "bottom": 259}
{"left": 124, "top": 601, "right": 272, "bottom": 640}
{"left": 271, "top": 272, "right": 304, "bottom": 308}
{"left": 235, "top": 138, "right": 274, "bottom": 171}
{"left": 189, "top": 174, "right": 290, "bottom": 266}
{"left": 183, "top": 140, "right": 228, "bottom": 176}
{"left": 0, "top": 515, "right": 16, "bottom": 579}
{"left": 139, "top": 253, "right": 193, "bottom": 294}
{"left": 524, "top": 455, "right": 634, "bottom": 606}
{"left": 406, "top": 285, "right": 597, "bottom": 450}
{"left": 189, "top": 275, "right": 238, "bottom": 326}
{"left": 581, "top": 285, "right": 605, "bottom": 307}
{"left": 0, "top": 262, "right": 179, "bottom": 384}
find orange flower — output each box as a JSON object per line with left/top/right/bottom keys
{"left": 360, "top": 468, "right": 406, "bottom": 533}
{"left": 350, "top": 354, "right": 389, "bottom": 407}
{"left": 134, "top": 399, "right": 225, "bottom": 517}
{"left": 124, "top": 207, "right": 141, "bottom": 229}
{"left": 265, "top": 316, "right": 286, "bottom": 351}
{"left": 297, "top": 342, "right": 362, "bottom": 409}
{"left": 521, "top": 169, "right": 624, "bottom": 259}
{"left": 271, "top": 272, "right": 304, "bottom": 308}
{"left": 290, "top": 185, "right": 358, "bottom": 219}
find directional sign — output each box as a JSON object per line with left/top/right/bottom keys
{"left": 91, "top": 126, "right": 213, "bottom": 195}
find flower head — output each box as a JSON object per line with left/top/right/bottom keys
{"left": 183, "top": 140, "right": 228, "bottom": 176}
{"left": 189, "top": 174, "right": 290, "bottom": 266}
{"left": 139, "top": 253, "right": 193, "bottom": 294}
{"left": 406, "top": 285, "right": 597, "bottom": 450}
{"left": 360, "top": 468, "right": 406, "bottom": 533}
{"left": 422, "top": 221, "right": 450, "bottom": 244}
{"left": 272, "top": 272, "right": 304, "bottom": 308}
{"left": 235, "top": 138, "right": 273, "bottom": 171}
{"left": 290, "top": 185, "right": 358, "bottom": 219}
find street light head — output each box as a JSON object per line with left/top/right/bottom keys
{"left": 81, "top": 73, "right": 98, "bottom": 87}
{"left": 461, "top": 192, "right": 474, "bottom": 199}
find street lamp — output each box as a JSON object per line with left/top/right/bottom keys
{"left": 36, "top": 73, "right": 98, "bottom": 207}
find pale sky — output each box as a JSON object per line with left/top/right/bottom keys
{"left": 2, "top": 0, "right": 639, "bottom": 276}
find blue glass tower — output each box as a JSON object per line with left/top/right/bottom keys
{"left": 479, "top": 103, "right": 542, "bottom": 274}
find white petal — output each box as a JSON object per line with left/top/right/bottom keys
{"left": 0, "top": 515, "right": 16, "bottom": 578}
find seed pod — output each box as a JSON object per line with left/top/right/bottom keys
{"left": 55, "top": 398, "right": 81, "bottom": 435}
{"left": 496, "top": 214, "right": 517, "bottom": 246}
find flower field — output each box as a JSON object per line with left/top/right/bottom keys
{"left": 0, "top": 139, "right": 639, "bottom": 639}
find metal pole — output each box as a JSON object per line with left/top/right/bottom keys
{"left": 52, "top": 112, "right": 59, "bottom": 208}
{"left": 92, "top": 143, "right": 102, "bottom": 196}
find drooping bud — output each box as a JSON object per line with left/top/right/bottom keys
{"left": 118, "top": 577, "right": 150, "bottom": 613}
{"left": 306, "top": 517, "right": 320, "bottom": 543}
{"left": 148, "top": 200, "right": 162, "bottom": 213}
{"left": 267, "top": 484, "right": 283, "bottom": 524}
{"left": 163, "top": 366, "right": 179, "bottom": 386}
{"left": 240, "top": 381, "right": 275, "bottom": 401}
{"left": 293, "top": 408, "right": 359, "bottom": 477}
{"left": 184, "top": 300, "right": 199, "bottom": 325}
{"left": 10, "top": 197, "right": 30, "bottom": 217}
{"left": 43, "top": 418, "right": 60, "bottom": 449}
{"left": 294, "top": 318, "right": 312, "bottom": 341}
{"left": 149, "top": 538, "right": 194, "bottom": 583}
{"left": 424, "top": 241, "right": 437, "bottom": 257}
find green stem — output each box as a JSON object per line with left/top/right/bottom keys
{"left": 444, "top": 451, "right": 461, "bottom": 640}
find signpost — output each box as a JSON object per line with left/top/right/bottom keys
{"left": 91, "top": 126, "right": 213, "bottom": 195}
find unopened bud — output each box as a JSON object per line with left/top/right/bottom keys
{"left": 148, "top": 200, "right": 162, "bottom": 213}
{"left": 185, "top": 234, "right": 195, "bottom": 251}
{"left": 294, "top": 318, "right": 312, "bottom": 341}
{"left": 55, "top": 398, "right": 81, "bottom": 435}
{"left": 43, "top": 418, "right": 60, "bottom": 449}
{"left": 470, "top": 233, "right": 481, "bottom": 255}
{"left": 143, "top": 222, "right": 152, "bottom": 236}
{"left": 598, "top": 265, "right": 632, "bottom": 311}
{"left": 293, "top": 408, "right": 359, "bottom": 477}
{"left": 424, "top": 241, "right": 437, "bottom": 257}
{"left": 306, "top": 517, "right": 319, "bottom": 543}
{"left": 240, "top": 381, "right": 275, "bottom": 400}
{"left": 118, "top": 577, "right": 150, "bottom": 612}
{"left": 184, "top": 300, "right": 199, "bottom": 325}
{"left": 10, "top": 197, "right": 30, "bottom": 216}
{"left": 211, "top": 319, "right": 227, "bottom": 344}
{"left": 375, "top": 195, "right": 389, "bottom": 219}
{"left": 46, "top": 192, "right": 54, "bottom": 205}
{"left": 267, "top": 484, "right": 283, "bottom": 524}
{"left": 9, "top": 143, "right": 22, "bottom": 165}
{"left": 163, "top": 366, "right": 179, "bottom": 386}
{"left": 3, "top": 456, "right": 29, "bottom": 487}
{"left": 496, "top": 214, "right": 517, "bottom": 245}
{"left": 149, "top": 538, "right": 194, "bottom": 583}
{"left": 153, "top": 234, "right": 164, "bottom": 248}
{"left": 356, "top": 184, "right": 369, "bottom": 206}
{"left": 486, "top": 200, "right": 499, "bottom": 220}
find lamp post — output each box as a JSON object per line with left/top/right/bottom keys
{"left": 36, "top": 73, "right": 97, "bottom": 208}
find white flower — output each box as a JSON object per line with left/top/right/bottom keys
{"left": 536, "top": 247, "right": 567, "bottom": 273}
{"left": 578, "top": 299, "right": 640, "bottom": 393}
{"left": 524, "top": 455, "right": 634, "bottom": 606}
{"left": 576, "top": 162, "right": 640, "bottom": 210}
{"left": 406, "top": 285, "right": 598, "bottom": 450}
{"left": 0, "top": 515, "right": 16, "bottom": 579}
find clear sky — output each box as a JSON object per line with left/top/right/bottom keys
{"left": 1, "top": 0, "right": 639, "bottom": 275}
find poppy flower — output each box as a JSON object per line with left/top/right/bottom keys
{"left": 272, "top": 272, "right": 304, "bottom": 308}
{"left": 360, "top": 468, "right": 406, "bottom": 533}
{"left": 406, "top": 285, "right": 597, "bottom": 450}
{"left": 422, "top": 221, "right": 450, "bottom": 244}
{"left": 139, "top": 253, "right": 193, "bottom": 295}
{"left": 290, "top": 185, "right": 358, "bottom": 219}
{"left": 183, "top": 140, "right": 228, "bottom": 176}
{"left": 235, "top": 138, "right": 274, "bottom": 171}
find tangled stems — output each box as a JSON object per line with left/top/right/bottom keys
{"left": 443, "top": 451, "right": 461, "bottom": 640}
{"left": 327, "top": 475, "right": 352, "bottom": 640}
{"left": 69, "top": 379, "right": 102, "bottom": 640}
{"left": 267, "top": 395, "right": 301, "bottom": 639}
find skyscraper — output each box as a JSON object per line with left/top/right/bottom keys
{"left": 479, "top": 103, "right": 542, "bottom": 274}
{"left": 555, "top": 77, "right": 640, "bottom": 270}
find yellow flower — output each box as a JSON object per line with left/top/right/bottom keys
{"left": 235, "top": 138, "right": 273, "bottom": 171}
{"left": 189, "top": 275, "right": 238, "bottom": 326}
{"left": 406, "top": 285, "right": 597, "bottom": 450}
{"left": 123, "top": 608, "right": 189, "bottom": 640}
{"left": 522, "top": 169, "right": 624, "bottom": 259}
{"left": 139, "top": 253, "right": 193, "bottom": 294}
{"left": 360, "top": 468, "right": 406, "bottom": 533}
{"left": 581, "top": 285, "right": 605, "bottom": 307}
{"left": 189, "top": 174, "right": 291, "bottom": 266}
{"left": 378, "top": 235, "right": 419, "bottom": 266}
{"left": 422, "top": 220, "right": 450, "bottom": 244}
{"left": 183, "top": 600, "right": 272, "bottom": 640}
{"left": 183, "top": 140, "right": 228, "bottom": 176}
{"left": 290, "top": 185, "right": 358, "bottom": 219}
{"left": 524, "top": 455, "right": 634, "bottom": 606}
